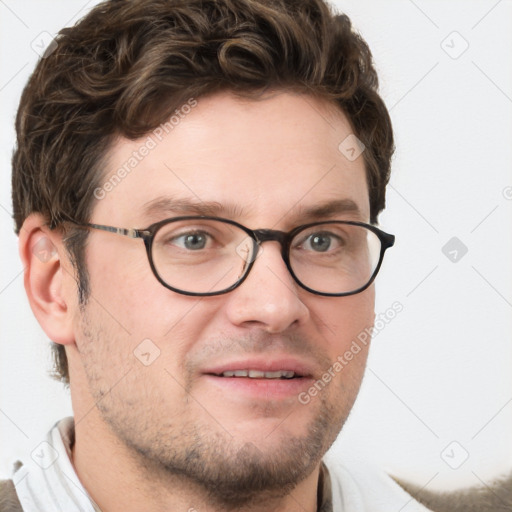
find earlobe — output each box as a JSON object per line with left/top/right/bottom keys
{"left": 19, "top": 214, "right": 76, "bottom": 346}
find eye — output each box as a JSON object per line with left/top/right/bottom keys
{"left": 171, "top": 231, "right": 211, "bottom": 250}
{"left": 300, "top": 231, "right": 342, "bottom": 252}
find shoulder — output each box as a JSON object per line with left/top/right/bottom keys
{"left": 394, "top": 473, "right": 512, "bottom": 512}
{"left": 0, "top": 480, "right": 22, "bottom": 512}
{"left": 323, "top": 454, "right": 434, "bottom": 512}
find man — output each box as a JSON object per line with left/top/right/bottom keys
{"left": 2, "top": 0, "right": 434, "bottom": 510}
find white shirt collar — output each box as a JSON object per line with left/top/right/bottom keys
{"left": 13, "top": 417, "right": 100, "bottom": 512}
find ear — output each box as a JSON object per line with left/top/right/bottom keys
{"left": 18, "top": 213, "right": 76, "bottom": 346}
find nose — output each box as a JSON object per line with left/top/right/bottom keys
{"left": 224, "top": 242, "right": 310, "bottom": 333}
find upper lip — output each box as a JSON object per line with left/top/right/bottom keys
{"left": 202, "top": 357, "right": 316, "bottom": 378}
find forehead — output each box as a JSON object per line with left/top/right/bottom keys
{"left": 94, "top": 91, "right": 370, "bottom": 226}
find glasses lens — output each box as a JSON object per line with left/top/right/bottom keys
{"left": 151, "top": 219, "right": 255, "bottom": 294}
{"left": 289, "top": 223, "right": 382, "bottom": 295}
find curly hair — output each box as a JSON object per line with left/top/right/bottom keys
{"left": 12, "top": 0, "right": 394, "bottom": 384}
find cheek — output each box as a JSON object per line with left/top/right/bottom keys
{"left": 311, "top": 287, "right": 375, "bottom": 354}
{"left": 313, "top": 291, "right": 374, "bottom": 411}
{"left": 84, "top": 261, "right": 228, "bottom": 383}
{"left": 86, "top": 239, "right": 215, "bottom": 342}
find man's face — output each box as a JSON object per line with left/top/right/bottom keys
{"left": 69, "top": 91, "right": 375, "bottom": 502}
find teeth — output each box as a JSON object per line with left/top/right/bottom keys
{"left": 221, "top": 370, "right": 296, "bottom": 379}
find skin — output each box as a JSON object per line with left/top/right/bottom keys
{"left": 20, "top": 91, "right": 376, "bottom": 512}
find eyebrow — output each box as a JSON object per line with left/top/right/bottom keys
{"left": 141, "top": 197, "right": 364, "bottom": 224}
{"left": 142, "top": 196, "right": 248, "bottom": 219}
{"left": 294, "top": 199, "right": 364, "bottom": 222}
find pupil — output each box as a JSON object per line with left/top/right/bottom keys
{"left": 311, "top": 234, "right": 330, "bottom": 252}
{"left": 185, "top": 233, "right": 206, "bottom": 250}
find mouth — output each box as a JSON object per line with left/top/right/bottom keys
{"left": 201, "top": 359, "right": 314, "bottom": 399}
{"left": 212, "top": 369, "right": 299, "bottom": 379}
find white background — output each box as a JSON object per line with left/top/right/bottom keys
{"left": 1, "top": 0, "right": 511, "bottom": 495}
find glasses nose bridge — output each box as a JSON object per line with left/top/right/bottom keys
{"left": 251, "top": 228, "right": 289, "bottom": 258}
{"left": 252, "top": 228, "right": 288, "bottom": 246}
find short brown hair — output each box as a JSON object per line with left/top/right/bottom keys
{"left": 12, "top": 0, "right": 394, "bottom": 384}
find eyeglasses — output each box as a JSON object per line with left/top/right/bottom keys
{"left": 69, "top": 216, "right": 395, "bottom": 297}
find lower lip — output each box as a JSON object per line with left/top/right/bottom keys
{"left": 203, "top": 375, "right": 313, "bottom": 400}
